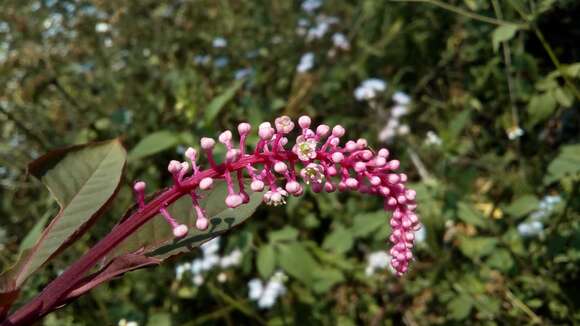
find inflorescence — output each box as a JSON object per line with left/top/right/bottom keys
{"left": 132, "top": 115, "right": 420, "bottom": 275}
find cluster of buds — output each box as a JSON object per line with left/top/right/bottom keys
{"left": 132, "top": 116, "right": 420, "bottom": 275}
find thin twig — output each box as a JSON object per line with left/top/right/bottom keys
{"left": 0, "top": 105, "right": 49, "bottom": 151}
{"left": 389, "top": 0, "right": 528, "bottom": 28}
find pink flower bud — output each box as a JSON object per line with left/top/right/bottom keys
{"left": 331, "top": 152, "right": 344, "bottom": 163}
{"left": 275, "top": 115, "right": 294, "bottom": 134}
{"left": 388, "top": 174, "right": 400, "bottom": 184}
{"left": 226, "top": 148, "right": 240, "bottom": 162}
{"left": 133, "top": 181, "right": 146, "bottom": 192}
{"left": 361, "top": 150, "right": 373, "bottom": 161}
{"left": 388, "top": 160, "right": 400, "bottom": 170}
{"left": 378, "top": 148, "right": 389, "bottom": 158}
{"left": 173, "top": 224, "right": 188, "bottom": 238}
{"left": 329, "top": 137, "right": 340, "bottom": 146}
{"left": 274, "top": 161, "right": 288, "bottom": 173}
{"left": 199, "top": 177, "right": 213, "bottom": 190}
{"left": 327, "top": 165, "right": 337, "bottom": 176}
{"left": 324, "top": 182, "right": 335, "bottom": 192}
{"left": 285, "top": 181, "right": 301, "bottom": 194}
{"left": 354, "top": 161, "right": 366, "bottom": 172}
{"left": 185, "top": 147, "right": 197, "bottom": 160}
{"left": 345, "top": 177, "right": 358, "bottom": 189}
{"left": 399, "top": 173, "right": 408, "bottom": 183}
{"left": 369, "top": 176, "right": 381, "bottom": 186}
{"left": 226, "top": 194, "right": 243, "bottom": 208}
{"left": 332, "top": 125, "right": 345, "bottom": 137}
{"left": 298, "top": 115, "right": 311, "bottom": 128}
{"left": 357, "top": 138, "right": 368, "bottom": 149}
{"left": 279, "top": 137, "right": 289, "bottom": 146}
{"left": 168, "top": 160, "right": 182, "bottom": 174}
{"left": 258, "top": 122, "right": 275, "bottom": 139}
{"left": 251, "top": 180, "right": 265, "bottom": 192}
{"left": 344, "top": 140, "right": 357, "bottom": 152}
{"left": 405, "top": 189, "right": 416, "bottom": 201}
{"left": 237, "top": 122, "right": 251, "bottom": 135}
{"left": 218, "top": 130, "right": 233, "bottom": 144}
{"left": 374, "top": 156, "right": 386, "bottom": 167}
{"left": 316, "top": 124, "right": 330, "bottom": 136}
{"left": 201, "top": 137, "right": 216, "bottom": 149}
{"left": 196, "top": 218, "right": 209, "bottom": 230}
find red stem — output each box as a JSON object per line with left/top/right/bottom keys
{"left": 2, "top": 153, "right": 286, "bottom": 325}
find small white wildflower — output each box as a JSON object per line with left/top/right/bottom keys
{"left": 212, "top": 37, "right": 227, "bottom": 48}
{"left": 302, "top": 0, "right": 322, "bottom": 13}
{"left": 193, "top": 274, "right": 204, "bottom": 286}
{"left": 217, "top": 272, "right": 228, "bottom": 283}
{"left": 297, "top": 53, "right": 314, "bottom": 73}
{"left": 415, "top": 226, "right": 426, "bottom": 243}
{"left": 391, "top": 105, "right": 408, "bottom": 118}
{"left": 507, "top": 126, "right": 524, "bottom": 140}
{"left": 248, "top": 279, "right": 264, "bottom": 300}
{"left": 425, "top": 131, "right": 442, "bottom": 146}
{"left": 220, "top": 249, "right": 243, "bottom": 268}
{"left": 201, "top": 237, "right": 220, "bottom": 256}
{"left": 95, "top": 22, "right": 110, "bottom": 33}
{"left": 365, "top": 251, "right": 393, "bottom": 276}
{"left": 354, "top": 78, "right": 387, "bottom": 101}
{"left": 392, "top": 91, "right": 411, "bottom": 105}
{"left": 332, "top": 33, "right": 350, "bottom": 50}
{"left": 517, "top": 221, "right": 543, "bottom": 237}
{"left": 118, "top": 319, "right": 139, "bottom": 326}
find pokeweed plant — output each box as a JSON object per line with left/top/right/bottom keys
{"left": 0, "top": 115, "right": 420, "bottom": 325}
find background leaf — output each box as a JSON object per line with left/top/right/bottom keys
{"left": 129, "top": 131, "right": 179, "bottom": 161}
{"left": 203, "top": 79, "right": 245, "bottom": 126}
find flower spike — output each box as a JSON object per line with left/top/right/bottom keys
{"left": 155, "top": 116, "right": 420, "bottom": 275}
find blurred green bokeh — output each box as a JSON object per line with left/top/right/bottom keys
{"left": 1, "top": 0, "right": 580, "bottom": 325}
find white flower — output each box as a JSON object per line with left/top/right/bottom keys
{"left": 517, "top": 221, "right": 543, "bottom": 237}
{"left": 507, "top": 126, "right": 524, "bottom": 140}
{"left": 354, "top": 79, "right": 387, "bottom": 101}
{"left": 415, "top": 226, "right": 426, "bottom": 243}
{"left": 235, "top": 68, "right": 252, "bottom": 80}
{"left": 118, "top": 319, "right": 138, "bottom": 326}
{"left": 392, "top": 91, "right": 411, "bottom": 105}
{"left": 193, "top": 274, "right": 204, "bottom": 286}
{"left": 425, "top": 131, "right": 442, "bottom": 146}
{"left": 248, "top": 272, "right": 288, "bottom": 309}
{"left": 263, "top": 189, "right": 289, "bottom": 206}
{"left": 95, "top": 22, "right": 110, "bottom": 33}
{"left": 391, "top": 105, "right": 408, "bottom": 118}
{"left": 293, "top": 136, "right": 318, "bottom": 161}
{"left": 217, "top": 272, "right": 227, "bottom": 283}
{"left": 300, "top": 163, "right": 325, "bottom": 184}
{"left": 332, "top": 33, "right": 350, "bottom": 50}
{"left": 212, "top": 37, "right": 227, "bottom": 48}
{"left": 302, "top": 0, "right": 322, "bottom": 13}
{"left": 297, "top": 53, "right": 314, "bottom": 73}
{"left": 365, "top": 251, "right": 392, "bottom": 276}
{"left": 201, "top": 237, "right": 220, "bottom": 256}
{"left": 248, "top": 279, "right": 264, "bottom": 300}
{"left": 220, "top": 249, "right": 243, "bottom": 268}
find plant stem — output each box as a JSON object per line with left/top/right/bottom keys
{"left": 389, "top": 0, "right": 528, "bottom": 28}
{"left": 2, "top": 154, "right": 272, "bottom": 326}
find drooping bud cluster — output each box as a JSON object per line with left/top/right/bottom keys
{"left": 132, "top": 115, "right": 420, "bottom": 275}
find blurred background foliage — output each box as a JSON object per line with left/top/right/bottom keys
{"left": 1, "top": 0, "right": 580, "bottom": 325}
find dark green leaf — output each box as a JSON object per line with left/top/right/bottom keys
{"left": 492, "top": 25, "right": 519, "bottom": 52}
{"left": 257, "top": 244, "right": 276, "bottom": 278}
{"left": 278, "top": 243, "right": 319, "bottom": 285}
{"left": 322, "top": 225, "right": 353, "bottom": 254}
{"left": 204, "top": 79, "right": 245, "bottom": 126}
{"left": 505, "top": 195, "right": 539, "bottom": 217}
